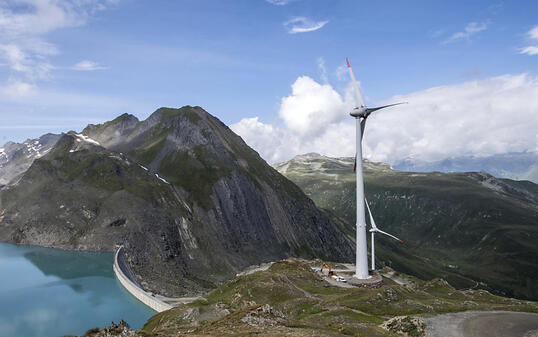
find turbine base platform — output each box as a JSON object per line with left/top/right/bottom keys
{"left": 311, "top": 261, "right": 383, "bottom": 288}
{"left": 346, "top": 273, "right": 383, "bottom": 288}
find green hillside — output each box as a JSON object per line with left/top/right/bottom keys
{"left": 274, "top": 153, "right": 538, "bottom": 300}
{"left": 138, "top": 259, "right": 537, "bottom": 337}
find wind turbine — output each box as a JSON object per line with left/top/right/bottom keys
{"left": 346, "top": 58, "right": 406, "bottom": 279}
{"left": 365, "top": 196, "right": 403, "bottom": 271}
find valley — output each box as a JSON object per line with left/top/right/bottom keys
{"left": 274, "top": 153, "right": 538, "bottom": 301}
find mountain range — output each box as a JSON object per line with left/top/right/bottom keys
{"left": 274, "top": 153, "right": 538, "bottom": 300}
{"left": 394, "top": 152, "right": 538, "bottom": 184}
{"left": 0, "top": 133, "right": 60, "bottom": 186}
{"left": 2, "top": 107, "right": 537, "bottom": 302}
{"left": 0, "top": 107, "right": 353, "bottom": 296}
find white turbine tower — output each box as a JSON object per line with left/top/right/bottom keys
{"left": 346, "top": 58, "right": 406, "bottom": 279}
{"left": 365, "top": 196, "right": 403, "bottom": 270}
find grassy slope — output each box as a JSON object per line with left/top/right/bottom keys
{"left": 275, "top": 156, "right": 538, "bottom": 300}
{"left": 140, "top": 259, "right": 538, "bottom": 337}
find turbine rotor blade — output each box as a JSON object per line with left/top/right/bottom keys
{"left": 365, "top": 195, "right": 403, "bottom": 243}
{"left": 364, "top": 196, "right": 377, "bottom": 230}
{"left": 365, "top": 102, "right": 408, "bottom": 115}
{"left": 360, "top": 117, "right": 367, "bottom": 140}
{"left": 374, "top": 229, "right": 404, "bottom": 243}
{"left": 346, "top": 58, "right": 365, "bottom": 108}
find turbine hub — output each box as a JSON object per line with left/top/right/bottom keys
{"left": 350, "top": 107, "right": 367, "bottom": 118}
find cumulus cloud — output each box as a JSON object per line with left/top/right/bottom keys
{"left": 284, "top": 17, "right": 328, "bottom": 34}
{"left": 231, "top": 75, "right": 538, "bottom": 165}
{"left": 520, "top": 25, "right": 538, "bottom": 55}
{"left": 231, "top": 76, "right": 354, "bottom": 163}
{"left": 444, "top": 22, "right": 488, "bottom": 43}
{"left": 71, "top": 60, "right": 107, "bottom": 71}
{"left": 277, "top": 76, "right": 351, "bottom": 136}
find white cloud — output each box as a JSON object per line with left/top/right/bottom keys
{"left": 0, "top": 0, "right": 116, "bottom": 80}
{"left": 71, "top": 60, "right": 107, "bottom": 71}
{"left": 520, "top": 25, "right": 538, "bottom": 55}
{"left": 528, "top": 26, "right": 538, "bottom": 39}
{"left": 278, "top": 76, "right": 350, "bottom": 136}
{"left": 520, "top": 46, "right": 538, "bottom": 55}
{"left": 0, "top": 81, "right": 37, "bottom": 98}
{"left": 444, "top": 22, "right": 488, "bottom": 43}
{"left": 284, "top": 17, "right": 328, "bottom": 34}
{"left": 265, "top": 0, "right": 290, "bottom": 5}
{"left": 231, "top": 75, "right": 538, "bottom": 165}
{"left": 335, "top": 65, "right": 348, "bottom": 81}
{"left": 317, "top": 57, "right": 328, "bottom": 83}
{"left": 231, "top": 76, "right": 354, "bottom": 163}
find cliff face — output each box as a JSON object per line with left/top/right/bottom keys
{"left": 0, "top": 106, "right": 353, "bottom": 296}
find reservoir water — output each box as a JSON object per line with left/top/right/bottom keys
{"left": 0, "top": 242, "right": 155, "bottom": 337}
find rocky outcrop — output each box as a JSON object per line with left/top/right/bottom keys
{"left": 0, "top": 106, "right": 354, "bottom": 296}
{"left": 380, "top": 316, "right": 426, "bottom": 337}
{"left": 67, "top": 320, "right": 136, "bottom": 337}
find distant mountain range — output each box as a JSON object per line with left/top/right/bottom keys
{"left": 0, "top": 107, "right": 353, "bottom": 296}
{"left": 394, "top": 152, "right": 538, "bottom": 183}
{"left": 274, "top": 153, "right": 538, "bottom": 300}
{"left": 0, "top": 133, "right": 61, "bottom": 186}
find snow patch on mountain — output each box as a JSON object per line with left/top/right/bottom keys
{"left": 75, "top": 134, "right": 101, "bottom": 146}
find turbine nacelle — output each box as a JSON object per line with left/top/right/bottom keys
{"left": 350, "top": 103, "right": 408, "bottom": 119}
{"left": 346, "top": 58, "right": 407, "bottom": 120}
{"left": 350, "top": 107, "right": 369, "bottom": 118}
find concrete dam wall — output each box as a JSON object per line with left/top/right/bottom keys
{"left": 113, "top": 246, "right": 173, "bottom": 313}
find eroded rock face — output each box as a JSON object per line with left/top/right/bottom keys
{"left": 0, "top": 106, "right": 354, "bottom": 296}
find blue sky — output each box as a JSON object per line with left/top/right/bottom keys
{"left": 1, "top": 0, "right": 537, "bottom": 163}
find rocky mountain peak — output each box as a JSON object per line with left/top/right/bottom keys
{"left": 0, "top": 133, "right": 61, "bottom": 185}
{"left": 0, "top": 106, "right": 354, "bottom": 296}
{"left": 82, "top": 113, "right": 139, "bottom": 149}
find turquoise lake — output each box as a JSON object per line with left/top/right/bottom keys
{"left": 0, "top": 242, "right": 155, "bottom": 337}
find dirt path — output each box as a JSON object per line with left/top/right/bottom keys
{"left": 424, "top": 311, "right": 538, "bottom": 337}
